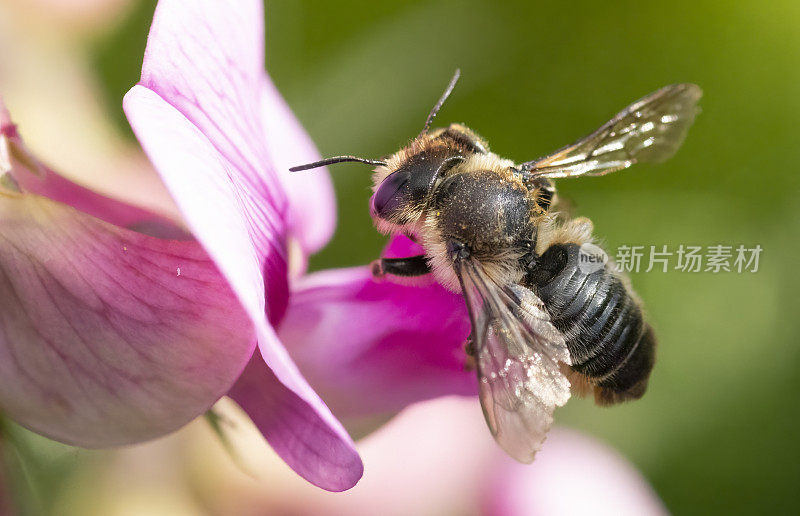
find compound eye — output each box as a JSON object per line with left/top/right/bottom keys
{"left": 370, "top": 154, "right": 464, "bottom": 222}
{"left": 371, "top": 167, "right": 414, "bottom": 221}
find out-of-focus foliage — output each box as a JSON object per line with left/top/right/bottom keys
{"left": 4, "top": 0, "right": 798, "bottom": 514}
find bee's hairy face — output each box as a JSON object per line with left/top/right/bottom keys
{"left": 370, "top": 124, "right": 490, "bottom": 229}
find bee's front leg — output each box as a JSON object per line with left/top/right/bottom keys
{"left": 371, "top": 255, "right": 431, "bottom": 278}
{"left": 463, "top": 332, "right": 477, "bottom": 371}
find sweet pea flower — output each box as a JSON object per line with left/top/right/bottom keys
{"left": 0, "top": 0, "right": 474, "bottom": 491}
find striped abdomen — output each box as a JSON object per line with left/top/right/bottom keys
{"left": 525, "top": 243, "right": 656, "bottom": 405}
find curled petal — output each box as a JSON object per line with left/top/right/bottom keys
{"left": 139, "top": 0, "right": 335, "bottom": 261}
{"left": 125, "top": 85, "right": 360, "bottom": 490}
{"left": 228, "top": 356, "right": 363, "bottom": 492}
{"left": 124, "top": 86, "right": 277, "bottom": 332}
{"left": 124, "top": 0, "right": 360, "bottom": 488}
{"left": 279, "top": 265, "right": 475, "bottom": 424}
{"left": 136, "top": 0, "right": 290, "bottom": 300}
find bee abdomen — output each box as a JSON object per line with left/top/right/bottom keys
{"left": 525, "top": 243, "right": 656, "bottom": 405}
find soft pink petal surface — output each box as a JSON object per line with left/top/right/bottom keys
{"left": 1, "top": 100, "right": 256, "bottom": 445}
{"left": 14, "top": 160, "right": 184, "bottom": 239}
{"left": 124, "top": 87, "right": 274, "bottom": 342}
{"left": 280, "top": 265, "right": 475, "bottom": 422}
{"left": 485, "top": 429, "right": 667, "bottom": 516}
{"left": 382, "top": 233, "right": 426, "bottom": 258}
{"left": 138, "top": 0, "right": 334, "bottom": 260}
{"left": 0, "top": 194, "right": 255, "bottom": 446}
{"left": 228, "top": 357, "right": 364, "bottom": 492}
{"left": 124, "top": 0, "right": 359, "bottom": 489}
{"left": 259, "top": 78, "right": 335, "bottom": 258}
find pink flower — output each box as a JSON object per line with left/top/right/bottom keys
{"left": 0, "top": 0, "right": 473, "bottom": 491}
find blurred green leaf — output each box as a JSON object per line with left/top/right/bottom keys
{"left": 0, "top": 417, "right": 84, "bottom": 516}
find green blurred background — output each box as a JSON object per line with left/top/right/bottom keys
{"left": 5, "top": 0, "right": 800, "bottom": 514}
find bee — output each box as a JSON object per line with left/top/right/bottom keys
{"left": 291, "top": 70, "right": 701, "bottom": 462}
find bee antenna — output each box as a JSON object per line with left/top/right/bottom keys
{"left": 420, "top": 68, "right": 461, "bottom": 135}
{"left": 289, "top": 156, "right": 386, "bottom": 172}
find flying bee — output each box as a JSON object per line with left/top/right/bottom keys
{"left": 291, "top": 70, "right": 702, "bottom": 462}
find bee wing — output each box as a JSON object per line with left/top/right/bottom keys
{"left": 456, "top": 259, "right": 572, "bottom": 463}
{"left": 521, "top": 83, "right": 702, "bottom": 179}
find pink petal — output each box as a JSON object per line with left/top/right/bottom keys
{"left": 484, "top": 429, "right": 667, "bottom": 515}
{"left": 136, "top": 0, "right": 287, "bottom": 295}
{"left": 228, "top": 356, "right": 363, "bottom": 492}
{"left": 124, "top": 0, "right": 360, "bottom": 489}
{"left": 124, "top": 86, "right": 277, "bottom": 330}
{"left": 124, "top": 86, "right": 360, "bottom": 490}
{"left": 0, "top": 194, "right": 255, "bottom": 446}
{"left": 138, "top": 0, "right": 335, "bottom": 259}
{"left": 382, "top": 233, "right": 426, "bottom": 258}
{"left": 1, "top": 98, "right": 255, "bottom": 445}
{"left": 279, "top": 265, "right": 475, "bottom": 422}
{"left": 259, "top": 78, "right": 336, "bottom": 258}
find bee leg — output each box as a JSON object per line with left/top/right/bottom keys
{"left": 371, "top": 255, "right": 431, "bottom": 278}
{"left": 464, "top": 332, "right": 476, "bottom": 356}
{"left": 463, "top": 332, "right": 477, "bottom": 371}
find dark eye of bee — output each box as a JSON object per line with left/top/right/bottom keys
{"left": 371, "top": 152, "right": 463, "bottom": 222}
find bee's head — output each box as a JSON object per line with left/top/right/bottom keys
{"left": 369, "top": 142, "right": 465, "bottom": 227}
{"left": 369, "top": 121, "right": 489, "bottom": 225}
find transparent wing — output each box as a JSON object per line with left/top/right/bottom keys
{"left": 456, "top": 259, "right": 572, "bottom": 463}
{"left": 520, "top": 83, "right": 702, "bottom": 179}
